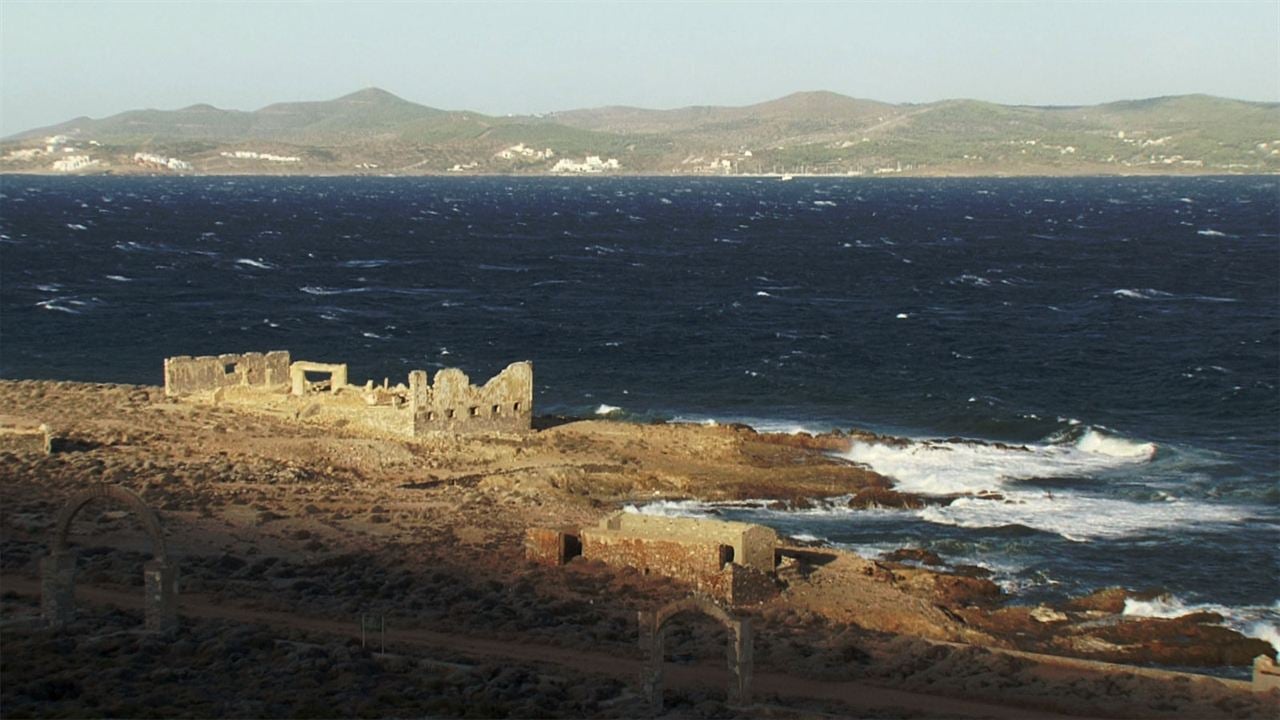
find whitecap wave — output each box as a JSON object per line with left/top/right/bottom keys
{"left": 833, "top": 429, "right": 1256, "bottom": 541}
{"left": 1196, "top": 229, "right": 1227, "bottom": 237}
{"left": 1112, "top": 288, "right": 1238, "bottom": 303}
{"left": 1123, "top": 596, "right": 1279, "bottom": 653}
{"left": 1113, "top": 288, "right": 1174, "bottom": 300}
{"left": 300, "top": 285, "right": 367, "bottom": 296}
{"left": 595, "top": 404, "right": 622, "bottom": 416}
{"left": 917, "top": 493, "right": 1250, "bottom": 542}
{"left": 952, "top": 274, "right": 992, "bottom": 288}
{"left": 839, "top": 428, "right": 1155, "bottom": 496}
{"left": 235, "top": 258, "right": 275, "bottom": 270}
{"left": 1074, "top": 428, "right": 1156, "bottom": 459}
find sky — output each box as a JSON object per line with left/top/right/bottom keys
{"left": 1, "top": 1, "right": 1277, "bottom": 135}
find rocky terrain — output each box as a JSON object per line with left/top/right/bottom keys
{"left": 1, "top": 379, "right": 1276, "bottom": 718}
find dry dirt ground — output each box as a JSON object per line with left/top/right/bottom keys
{"left": 1, "top": 380, "right": 1276, "bottom": 719}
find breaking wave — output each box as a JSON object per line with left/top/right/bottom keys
{"left": 840, "top": 427, "right": 1156, "bottom": 497}
{"left": 1123, "top": 596, "right": 1280, "bottom": 653}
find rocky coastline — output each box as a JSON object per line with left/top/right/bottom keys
{"left": 1, "top": 379, "right": 1276, "bottom": 718}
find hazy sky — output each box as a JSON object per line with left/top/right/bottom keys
{"left": 2, "top": 1, "right": 1277, "bottom": 135}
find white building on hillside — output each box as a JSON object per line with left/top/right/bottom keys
{"left": 52, "top": 155, "right": 97, "bottom": 172}
{"left": 551, "top": 155, "right": 620, "bottom": 173}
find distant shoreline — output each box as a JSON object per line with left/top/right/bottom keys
{"left": 4, "top": 169, "right": 1276, "bottom": 179}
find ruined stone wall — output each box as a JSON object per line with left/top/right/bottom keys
{"left": 738, "top": 526, "right": 778, "bottom": 573}
{"left": 0, "top": 418, "right": 51, "bottom": 455}
{"left": 410, "top": 361, "right": 533, "bottom": 435}
{"left": 582, "top": 533, "right": 725, "bottom": 589}
{"left": 164, "top": 351, "right": 290, "bottom": 397}
{"left": 599, "top": 513, "right": 778, "bottom": 574}
{"left": 581, "top": 531, "right": 776, "bottom": 604}
{"left": 291, "top": 394, "right": 415, "bottom": 437}
{"left": 524, "top": 528, "right": 581, "bottom": 566}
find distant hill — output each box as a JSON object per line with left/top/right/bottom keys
{"left": 4, "top": 88, "right": 1277, "bottom": 176}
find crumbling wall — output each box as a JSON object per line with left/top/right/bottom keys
{"left": 524, "top": 528, "right": 582, "bottom": 566}
{"left": 291, "top": 396, "right": 415, "bottom": 437}
{"left": 411, "top": 361, "right": 533, "bottom": 435}
{"left": 164, "top": 351, "right": 290, "bottom": 397}
{"left": 0, "top": 417, "right": 51, "bottom": 455}
{"left": 581, "top": 514, "right": 779, "bottom": 604}
{"left": 582, "top": 533, "right": 724, "bottom": 584}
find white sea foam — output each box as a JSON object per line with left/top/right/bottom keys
{"left": 65, "top": 223, "right": 88, "bottom": 231}
{"left": 1196, "top": 229, "right": 1227, "bottom": 237}
{"left": 595, "top": 404, "right": 622, "bottom": 416}
{"left": 953, "top": 274, "right": 992, "bottom": 288}
{"left": 841, "top": 429, "right": 1154, "bottom": 497}
{"left": 104, "top": 275, "right": 132, "bottom": 282}
{"left": 918, "top": 493, "right": 1249, "bottom": 542}
{"left": 301, "top": 285, "right": 368, "bottom": 296}
{"left": 36, "top": 299, "right": 80, "bottom": 314}
{"left": 235, "top": 258, "right": 275, "bottom": 269}
{"left": 1113, "top": 288, "right": 1174, "bottom": 300}
{"left": 1112, "top": 288, "right": 1238, "bottom": 303}
{"left": 1123, "top": 596, "right": 1280, "bottom": 653}
{"left": 1074, "top": 428, "right": 1157, "bottom": 459}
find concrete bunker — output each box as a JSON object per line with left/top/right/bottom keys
{"left": 639, "top": 596, "right": 754, "bottom": 711}
{"left": 41, "top": 484, "right": 178, "bottom": 633}
{"left": 580, "top": 513, "right": 778, "bottom": 604}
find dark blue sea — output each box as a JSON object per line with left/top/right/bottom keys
{"left": 2, "top": 175, "right": 1277, "bottom": 657}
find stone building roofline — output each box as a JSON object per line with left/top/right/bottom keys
{"left": 597, "top": 512, "right": 777, "bottom": 545}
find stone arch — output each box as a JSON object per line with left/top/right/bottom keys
{"left": 41, "top": 484, "right": 178, "bottom": 633}
{"left": 638, "top": 595, "right": 753, "bottom": 711}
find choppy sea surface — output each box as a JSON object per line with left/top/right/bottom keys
{"left": 2, "top": 175, "right": 1277, "bottom": 661}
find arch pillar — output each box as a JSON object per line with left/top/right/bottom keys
{"left": 40, "top": 551, "right": 76, "bottom": 628}
{"left": 638, "top": 596, "right": 754, "bottom": 712}
{"left": 144, "top": 559, "right": 178, "bottom": 633}
{"left": 41, "top": 484, "right": 178, "bottom": 634}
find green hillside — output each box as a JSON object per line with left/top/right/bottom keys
{"left": 3, "top": 88, "right": 1276, "bottom": 176}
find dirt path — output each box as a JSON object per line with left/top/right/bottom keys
{"left": 2, "top": 575, "right": 1088, "bottom": 719}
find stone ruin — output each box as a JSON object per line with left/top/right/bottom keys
{"left": 41, "top": 484, "right": 178, "bottom": 633}
{"left": 639, "top": 596, "right": 753, "bottom": 711}
{"left": 526, "top": 513, "right": 779, "bottom": 605}
{"left": 163, "top": 350, "right": 533, "bottom": 437}
{"left": 0, "top": 415, "right": 52, "bottom": 455}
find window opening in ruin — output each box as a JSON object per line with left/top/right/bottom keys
{"left": 719, "top": 544, "right": 735, "bottom": 566}
{"left": 469, "top": 406, "right": 479, "bottom": 417}
{"left": 513, "top": 402, "right": 521, "bottom": 413}
{"left": 223, "top": 362, "right": 237, "bottom": 375}
{"left": 446, "top": 409, "right": 455, "bottom": 419}
{"left": 426, "top": 411, "right": 435, "bottom": 421}
{"left": 563, "top": 534, "right": 582, "bottom": 562}
{"left": 302, "top": 370, "right": 332, "bottom": 392}
{"left": 492, "top": 404, "right": 501, "bottom": 416}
